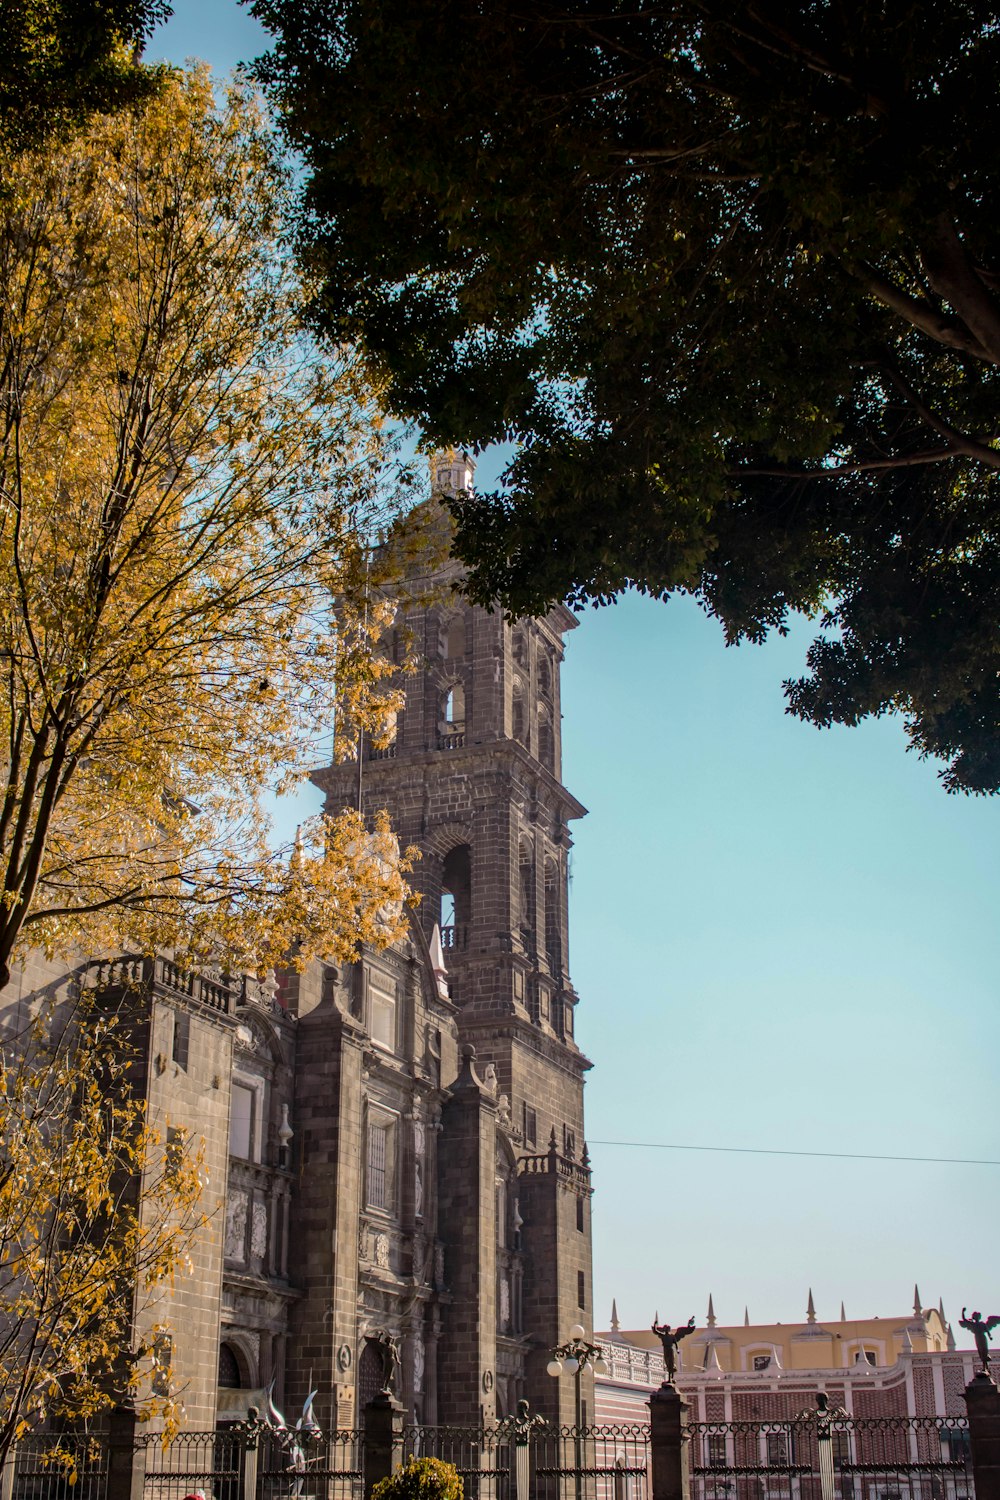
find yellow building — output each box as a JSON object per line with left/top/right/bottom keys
{"left": 612, "top": 1287, "right": 951, "bottom": 1375}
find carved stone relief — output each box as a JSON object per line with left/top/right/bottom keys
{"left": 225, "top": 1190, "right": 248, "bottom": 1260}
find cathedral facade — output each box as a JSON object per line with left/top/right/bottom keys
{"left": 5, "top": 455, "right": 595, "bottom": 1434}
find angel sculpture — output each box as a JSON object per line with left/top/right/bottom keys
{"left": 960, "top": 1309, "right": 1000, "bottom": 1374}
{"left": 651, "top": 1315, "right": 696, "bottom": 1384}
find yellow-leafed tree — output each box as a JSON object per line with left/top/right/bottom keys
{"left": 0, "top": 68, "right": 415, "bottom": 991}
{"left": 0, "top": 995, "right": 206, "bottom": 1459}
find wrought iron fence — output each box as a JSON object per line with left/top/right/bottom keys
{"left": 141, "top": 1429, "right": 242, "bottom": 1500}
{"left": 403, "top": 1420, "right": 649, "bottom": 1500}
{"left": 10, "top": 1433, "right": 110, "bottom": 1500}
{"left": 531, "top": 1421, "right": 650, "bottom": 1500}
{"left": 256, "top": 1430, "right": 362, "bottom": 1500}
{"left": 687, "top": 1415, "right": 973, "bottom": 1500}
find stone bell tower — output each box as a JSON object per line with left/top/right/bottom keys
{"left": 314, "top": 453, "right": 595, "bottom": 1424}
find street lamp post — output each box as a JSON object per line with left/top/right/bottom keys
{"left": 546, "top": 1325, "right": 608, "bottom": 1500}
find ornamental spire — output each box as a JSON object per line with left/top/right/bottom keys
{"left": 611, "top": 1299, "right": 620, "bottom": 1333}
{"left": 707, "top": 1293, "right": 716, "bottom": 1328}
{"left": 806, "top": 1289, "right": 816, "bottom": 1324}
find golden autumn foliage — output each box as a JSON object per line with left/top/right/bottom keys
{"left": 0, "top": 996, "right": 205, "bottom": 1457}
{"left": 0, "top": 69, "right": 417, "bottom": 990}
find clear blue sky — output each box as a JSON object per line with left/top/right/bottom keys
{"left": 151, "top": 0, "right": 1000, "bottom": 1341}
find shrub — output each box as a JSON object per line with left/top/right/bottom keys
{"left": 372, "top": 1457, "right": 463, "bottom": 1500}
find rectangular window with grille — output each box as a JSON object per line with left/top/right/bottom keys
{"left": 366, "top": 1110, "right": 396, "bottom": 1212}
{"left": 766, "top": 1432, "right": 791, "bottom": 1468}
{"left": 707, "top": 1435, "right": 726, "bottom": 1469}
{"left": 523, "top": 1104, "right": 537, "bottom": 1148}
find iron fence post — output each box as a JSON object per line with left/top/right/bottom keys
{"left": 649, "top": 1383, "right": 689, "bottom": 1500}
{"left": 363, "top": 1393, "right": 404, "bottom": 1500}
{"left": 239, "top": 1427, "right": 259, "bottom": 1500}
{"left": 965, "top": 1371, "right": 1000, "bottom": 1500}
{"left": 106, "top": 1406, "right": 145, "bottom": 1500}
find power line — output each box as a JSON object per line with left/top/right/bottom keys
{"left": 587, "top": 1138, "right": 1000, "bottom": 1167}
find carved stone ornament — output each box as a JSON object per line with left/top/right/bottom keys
{"left": 225, "top": 1190, "right": 248, "bottom": 1259}
{"left": 482, "top": 1369, "right": 494, "bottom": 1394}
{"left": 413, "top": 1340, "right": 425, "bottom": 1392}
{"left": 500, "top": 1277, "right": 511, "bottom": 1330}
{"left": 374, "top": 1233, "right": 390, "bottom": 1269}
{"left": 337, "top": 1343, "right": 353, "bottom": 1373}
{"left": 250, "top": 1200, "right": 268, "bottom": 1259}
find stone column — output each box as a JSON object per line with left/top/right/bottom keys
{"left": 648, "top": 1385, "right": 689, "bottom": 1500}
{"left": 965, "top": 1372, "right": 1000, "bottom": 1500}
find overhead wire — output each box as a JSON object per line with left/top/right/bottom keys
{"left": 587, "top": 1139, "right": 1000, "bottom": 1167}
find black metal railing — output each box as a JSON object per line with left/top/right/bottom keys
{"left": 403, "top": 1420, "right": 649, "bottom": 1500}
{"left": 687, "top": 1415, "right": 973, "bottom": 1500}
{"left": 141, "top": 1429, "right": 242, "bottom": 1500}
{"left": 11, "top": 1433, "right": 110, "bottom": 1500}
{"left": 257, "top": 1429, "right": 362, "bottom": 1500}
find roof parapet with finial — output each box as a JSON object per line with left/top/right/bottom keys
{"left": 807, "top": 1289, "right": 817, "bottom": 1324}
{"left": 707, "top": 1294, "right": 717, "bottom": 1328}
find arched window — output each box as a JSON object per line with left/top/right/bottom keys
{"left": 538, "top": 704, "right": 554, "bottom": 772}
{"left": 441, "top": 845, "right": 471, "bottom": 949}
{"left": 218, "top": 1343, "right": 243, "bottom": 1389}
{"left": 441, "top": 683, "right": 465, "bottom": 743}
{"left": 512, "top": 679, "right": 527, "bottom": 746}
{"left": 519, "top": 845, "right": 534, "bottom": 940}
{"left": 544, "top": 860, "right": 562, "bottom": 972}
{"left": 357, "top": 1340, "right": 385, "bottom": 1413}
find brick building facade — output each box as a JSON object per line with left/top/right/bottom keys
{"left": 4, "top": 454, "right": 596, "bottom": 1434}
{"left": 595, "top": 1296, "right": 985, "bottom": 1426}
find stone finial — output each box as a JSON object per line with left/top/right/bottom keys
{"left": 611, "top": 1299, "right": 620, "bottom": 1334}
{"left": 744, "top": 1307, "right": 750, "bottom": 1327}
{"left": 704, "top": 1343, "right": 723, "bottom": 1376}
{"left": 939, "top": 1297, "right": 947, "bottom": 1322}
{"left": 902, "top": 1328, "right": 914, "bottom": 1353}
{"left": 841, "top": 1302, "right": 847, "bottom": 1322}
{"left": 549, "top": 1126, "right": 559, "bottom": 1154}
{"left": 278, "top": 1103, "right": 294, "bottom": 1150}
{"left": 707, "top": 1293, "right": 717, "bottom": 1328}
{"left": 454, "top": 1043, "right": 484, "bottom": 1092}
{"left": 807, "top": 1289, "right": 817, "bottom": 1324}
{"left": 913, "top": 1284, "right": 923, "bottom": 1319}
{"left": 947, "top": 1322, "right": 956, "bottom": 1351}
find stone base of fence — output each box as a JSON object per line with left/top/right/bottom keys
{"left": 362, "top": 1394, "right": 404, "bottom": 1500}
{"left": 966, "top": 1373, "right": 1000, "bottom": 1500}
{"left": 108, "top": 1407, "right": 146, "bottom": 1500}
{"left": 649, "top": 1383, "right": 689, "bottom": 1500}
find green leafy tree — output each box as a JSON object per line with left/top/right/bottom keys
{"left": 0, "top": 0, "right": 170, "bottom": 152}
{"left": 252, "top": 0, "right": 1000, "bottom": 792}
